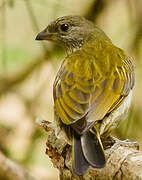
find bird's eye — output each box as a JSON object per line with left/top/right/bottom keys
{"left": 60, "top": 24, "right": 69, "bottom": 32}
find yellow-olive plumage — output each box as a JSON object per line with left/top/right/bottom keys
{"left": 36, "top": 15, "right": 134, "bottom": 175}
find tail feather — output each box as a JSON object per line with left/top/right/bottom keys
{"left": 72, "top": 130, "right": 106, "bottom": 175}
{"left": 81, "top": 130, "right": 106, "bottom": 168}
{"left": 72, "top": 132, "right": 90, "bottom": 175}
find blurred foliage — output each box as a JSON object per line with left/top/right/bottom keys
{"left": 0, "top": 0, "right": 142, "bottom": 179}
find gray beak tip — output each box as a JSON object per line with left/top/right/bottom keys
{"left": 35, "top": 29, "right": 52, "bottom": 41}
{"left": 35, "top": 34, "right": 42, "bottom": 40}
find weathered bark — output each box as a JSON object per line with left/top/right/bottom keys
{"left": 37, "top": 119, "right": 142, "bottom": 180}
{"left": 0, "top": 152, "right": 37, "bottom": 180}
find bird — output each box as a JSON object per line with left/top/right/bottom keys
{"left": 35, "top": 15, "right": 135, "bottom": 175}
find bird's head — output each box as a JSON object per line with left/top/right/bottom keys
{"left": 35, "top": 15, "right": 97, "bottom": 52}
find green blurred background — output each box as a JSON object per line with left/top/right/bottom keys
{"left": 0, "top": 0, "right": 142, "bottom": 179}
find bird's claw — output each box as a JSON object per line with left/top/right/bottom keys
{"left": 103, "top": 136, "right": 139, "bottom": 159}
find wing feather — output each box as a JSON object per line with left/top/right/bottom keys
{"left": 54, "top": 43, "right": 134, "bottom": 128}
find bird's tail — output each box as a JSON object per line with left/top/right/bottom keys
{"left": 72, "top": 130, "right": 106, "bottom": 175}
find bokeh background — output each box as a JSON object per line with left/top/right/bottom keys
{"left": 0, "top": 0, "right": 142, "bottom": 179}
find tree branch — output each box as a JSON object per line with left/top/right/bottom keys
{"left": 37, "top": 119, "right": 142, "bottom": 180}
{"left": 0, "top": 151, "right": 38, "bottom": 180}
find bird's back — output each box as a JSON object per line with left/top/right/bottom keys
{"left": 53, "top": 37, "right": 134, "bottom": 128}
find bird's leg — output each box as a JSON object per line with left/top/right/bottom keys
{"left": 102, "top": 136, "right": 116, "bottom": 150}
{"left": 102, "top": 136, "right": 139, "bottom": 158}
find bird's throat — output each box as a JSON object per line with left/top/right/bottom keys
{"left": 65, "top": 39, "right": 85, "bottom": 55}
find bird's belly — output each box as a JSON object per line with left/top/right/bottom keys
{"left": 99, "top": 90, "right": 133, "bottom": 136}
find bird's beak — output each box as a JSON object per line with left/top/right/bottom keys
{"left": 35, "top": 28, "right": 53, "bottom": 41}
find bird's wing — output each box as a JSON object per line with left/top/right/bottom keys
{"left": 53, "top": 44, "right": 134, "bottom": 128}
{"left": 53, "top": 51, "right": 93, "bottom": 125}
{"left": 86, "top": 56, "right": 134, "bottom": 121}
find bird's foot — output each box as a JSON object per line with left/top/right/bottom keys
{"left": 36, "top": 117, "right": 54, "bottom": 132}
{"left": 111, "top": 137, "right": 139, "bottom": 149}
{"left": 103, "top": 136, "right": 139, "bottom": 159}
